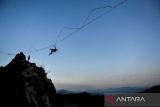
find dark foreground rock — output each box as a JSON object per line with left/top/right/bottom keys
{"left": 142, "top": 85, "right": 160, "bottom": 93}
{"left": 54, "top": 92, "right": 104, "bottom": 107}
{"left": 0, "top": 52, "right": 56, "bottom": 107}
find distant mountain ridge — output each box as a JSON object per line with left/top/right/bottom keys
{"left": 57, "top": 87, "right": 147, "bottom": 95}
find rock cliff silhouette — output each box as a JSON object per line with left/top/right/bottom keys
{"left": 142, "top": 85, "right": 160, "bottom": 93}
{"left": 0, "top": 52, "right": 56, "bottom": 107}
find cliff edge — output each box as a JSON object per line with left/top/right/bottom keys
{"left": 0, "top": 52, "right": 56, "bottom": 107}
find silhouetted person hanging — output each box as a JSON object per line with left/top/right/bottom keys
{"left": 28, "top": 55, "right": 30, "bottom": 61}
{"left": 49, "top": 46, "right": 58, "bottom": 55}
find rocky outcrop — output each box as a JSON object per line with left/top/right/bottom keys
{"left": 0, "top": 52, "right": 56, "bottom": 107}
{"left": 142, "top": 85, "right": 160, "bottom": 93}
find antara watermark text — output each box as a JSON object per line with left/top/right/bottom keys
{"left": 105, "top": 93, "right": 160, "bottom": 107}
{"left": 116, "top": 96, "right": 145, "bottom": 102}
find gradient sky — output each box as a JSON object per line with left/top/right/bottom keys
{"left": 0, "top": 0, "right": 160, "bottom": 90}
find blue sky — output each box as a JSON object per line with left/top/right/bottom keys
{"left": 0, "top": 0, "right": 160, "bottom": 90}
